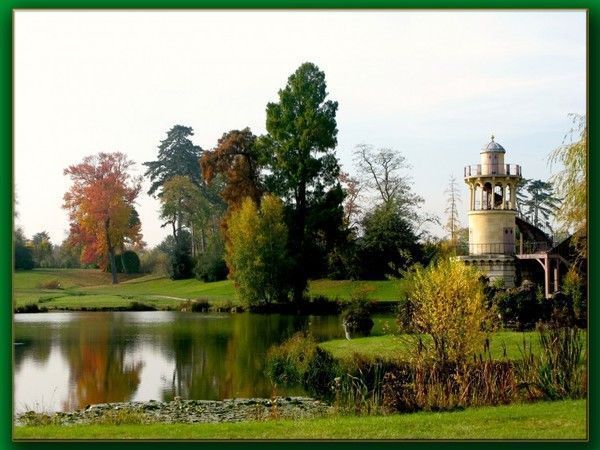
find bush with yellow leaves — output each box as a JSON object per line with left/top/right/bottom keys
{"left": 408, "top": 258, "right": 493, "bottom": 364}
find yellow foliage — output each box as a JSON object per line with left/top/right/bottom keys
{"left": 409, "top": 259, "right": 490, "bottom": 364}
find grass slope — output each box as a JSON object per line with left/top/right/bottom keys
{"left": 14, "top": 269, "right": 404, "bottom": 310}
{"left": 14, "top": 399, "right": 586, "bottom": 440}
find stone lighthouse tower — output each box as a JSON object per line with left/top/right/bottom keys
{"left": 460, "top": 136, "right": 522, "bottom": 287}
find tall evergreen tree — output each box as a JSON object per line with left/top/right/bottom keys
{"left": 519, "top": 179, "right": 561, "bottom": 231}
{"left": 143, "top": 125, "right": 203, "bottom": 197}
{"left": 261, "top": 62, "right": 341, "bottom": 302}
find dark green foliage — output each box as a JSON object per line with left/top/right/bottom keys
{"left": 143, "top": 125, "right": 203, "bottom": 197}
{"left": 128, "top": 301, "right": 157, "bottom": 311}
{"left": 195, "top": 256, "right": 227, "bottom": 282}
{"left": 190, "top": 299, "right": 211, "bottom": 312}
{"left": 493, "top": 280, "right": 541, "bottom": 330}
{"left": 358, "top": 204, "right": 421, "bottom": 279}
{"left": 249, "top": 295, "right": 340, "bottom": 314}
{"left": 195, "top": 233, "right": 228, "bottom": 282}
{"left": 342, "top": 298, "right": 374, "bottom": 338}
{"left": 303, "top": 184, "right": 348, "bottom": 280}
{"left": 305, "top": 348, "right": 340, "bottom": 401}
{"left": 119, "top": 250, "right": 140, "bottom": 274}
{"left": 15, "top": 244, "right": 35, "bottom": 270}
{"left": 326, "top": 237, "right": 360, "bottom": 280}
{"left": 158, "top": 231, "right": 194, "bottom": 280}
{"left": 14, "top": 227, "right": 35, "bottom": 270}
{"left": 517, "top": 179, "right": 560, "bottom": 233}
{"left": 15, "top": 303, "right": 48, "bottom": 313}
{"left": 103, "top": 250, "right": 140, "bottom": 274}
{"left": 548, "top": 292, "right": 577, "bottom": 327}
{"left": 266, "top": 333, "right": 340, "bottom": 400}
{"left": 261, "top": 62, "right": 342, "bottom": 302}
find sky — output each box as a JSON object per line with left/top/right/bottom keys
{"left": 14, "top": 10, "right": 586, "bottom": 247}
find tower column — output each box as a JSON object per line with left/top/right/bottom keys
{"left": 480, "top": 183, "right": 484, "bottom": 210}
{"left": 510, "top": 183, "right": 516, "bottom": 210}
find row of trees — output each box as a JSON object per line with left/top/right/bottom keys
{"left": 15, "top": 62, "right": 586, "bottom": 308}
{"left": 48, "top": 62, "right": 432, "bottom": 305}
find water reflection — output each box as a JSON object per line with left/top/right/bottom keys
{"left": 59, "top": 315, "right": 144, "bottom": 410}
{"left": 14, "top": 311, "right": 390, "bottom": 412}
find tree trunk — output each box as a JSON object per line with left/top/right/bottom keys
{"left": 105, "top": 219, "right": 118, "bottom": 284}
{"left": 292, "top": 182, "right": 307, "bottom": 303}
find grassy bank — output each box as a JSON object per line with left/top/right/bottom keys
{"left": 14, "top": 399, "right": 586, "bottom": 440}
{"left": 321, "top": 329, "right": 588, "bottom": 362}
{"left": 318, "top": 331, "right": 553, "bottom": 361}
{"left": 14, "top": 269, "right": 403, "bottom": 311}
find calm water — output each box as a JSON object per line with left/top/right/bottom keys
{"left": 14, "top": 311, "right": 394, "bottom": 412}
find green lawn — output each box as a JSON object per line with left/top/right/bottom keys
{"left": 14, "top": 399, "right": 586, "bottom": 440}
{"left": 14, "top": 269, "right": 404, "bottom": 310}
{"left": 318, "top": 330, "right": 588, "bottom": 362}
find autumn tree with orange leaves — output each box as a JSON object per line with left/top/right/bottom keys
{"left": 63, "top": 152, "right": 143, "bottom": 284}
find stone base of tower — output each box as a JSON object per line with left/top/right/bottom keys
{"left": 456, "top": 254, "right": 516, "bottom": 288}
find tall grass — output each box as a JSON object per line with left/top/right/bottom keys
{"left": 515, "top": 325, "right": 585, "bottom": 401}
{"left": 332, "top": 359, "right": 386, "bottom": 415}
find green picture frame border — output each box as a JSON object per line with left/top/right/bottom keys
{"left": 3, "top": 2, "right": 596, "bottom": 448}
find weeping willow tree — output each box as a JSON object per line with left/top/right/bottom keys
{"left": 549, "top": 114, "right": 587, "bottom": 260}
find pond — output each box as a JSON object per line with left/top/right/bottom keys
{"left": 14, "top": 311, "right": 395, "bottom": 412}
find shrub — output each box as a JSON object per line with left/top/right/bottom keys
{"left": 548, "top": 292, "right": 576, "bottom": 327}
{"left": 266, "top": 333, "right": 318, "bottom": 386}
{"left": 157, "top": 232, "right": 195, "bottom": 280}
{"left": 195, "top": 256, "right": 228, "bottom": 282}
{"left": 409, "top": 258, "right": 491, "bottom": 364}
{"left": 493, "top": 280, "right": 541, "bottom": 330}
{"left": 341, "top": 289, "right": 374, "bottom": 339}
{"left": 128, "top": 301, "right": 156, "bottom": 311}
{"left": 38, "top": 278, "right": 62, "bottom": 289}
{"left": 179, "top": 299, "right": 211, "bottom": 312}
{"left": 266, "top": 333, "right": 340, "bottom": 399}
{"left": 14, "top": 303, "right": 48, "bottom": 313}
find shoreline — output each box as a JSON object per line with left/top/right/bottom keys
{"left": 16, "top": 397, "right": 332, "bottom": 427}
{"left": 14, "top": 300, "right": 400, "bottom": 315}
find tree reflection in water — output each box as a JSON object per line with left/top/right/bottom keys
{"left": 14, "top": 311, "right": 350, "bottom": 412}
{"left": 60, "top": 315, "right": 143, "bottom": 410}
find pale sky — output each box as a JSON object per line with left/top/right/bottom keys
{"left": 14, "top": 10, "right": 586, "bottom": 247}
